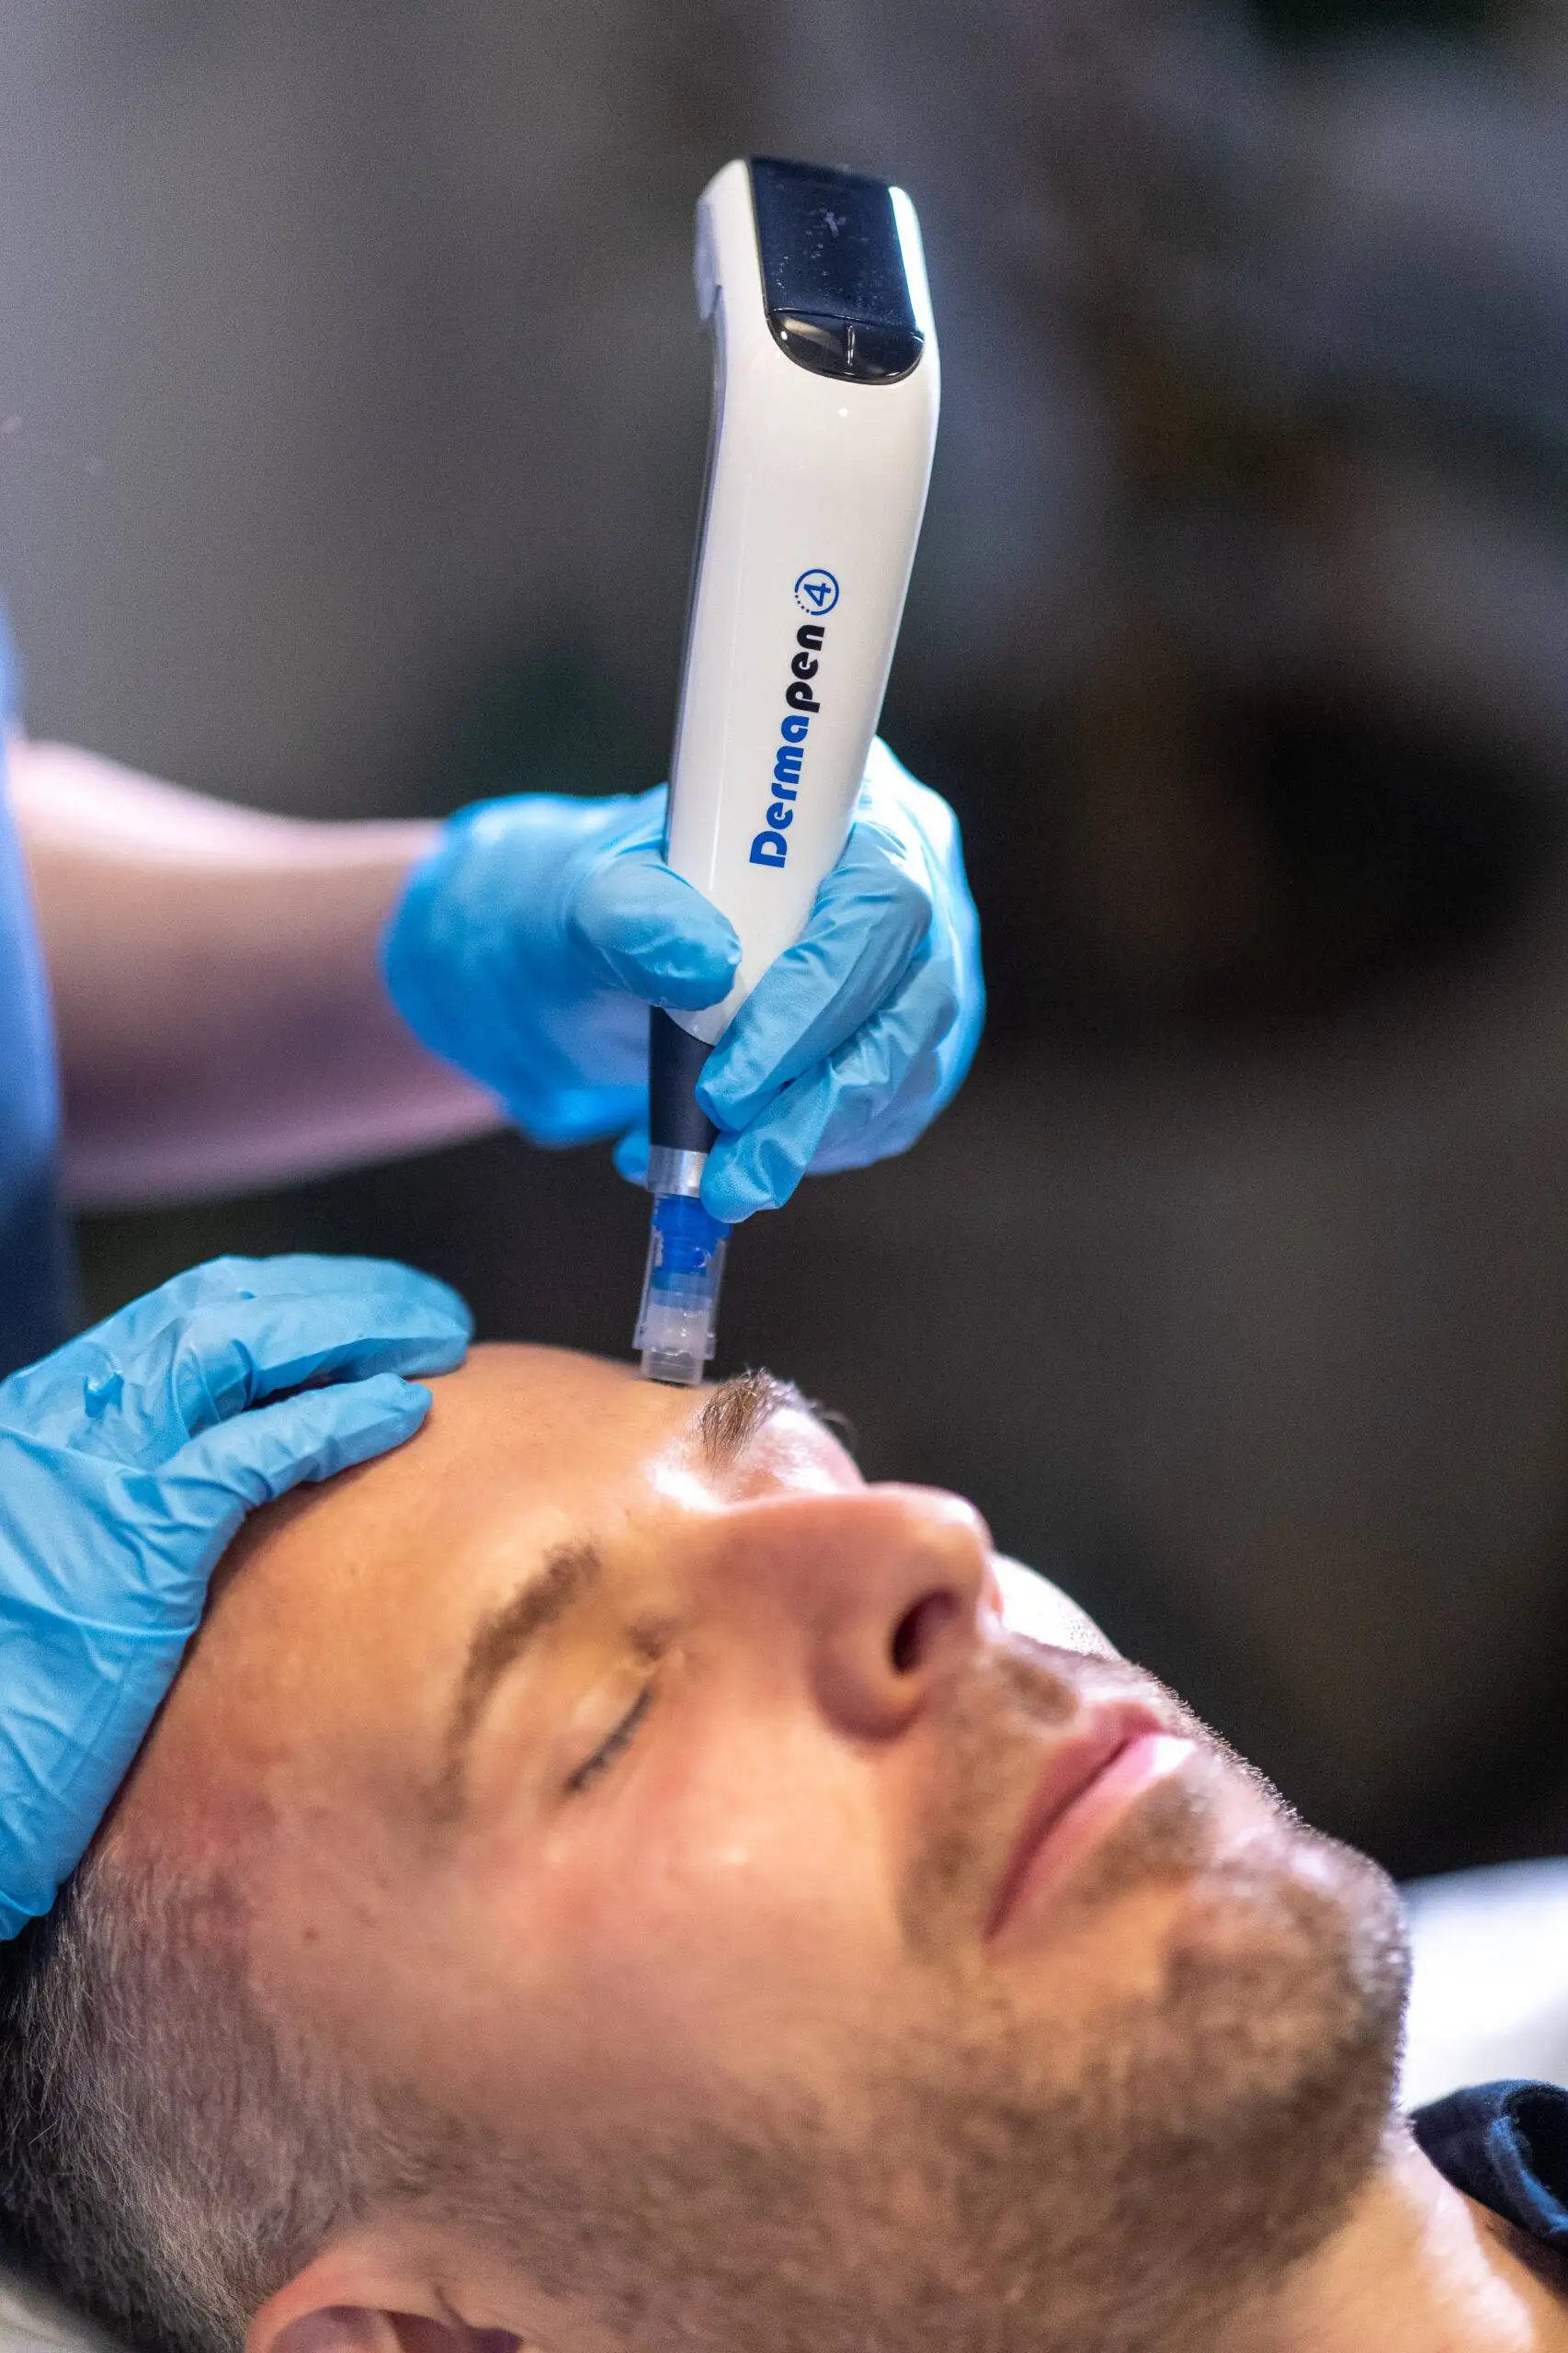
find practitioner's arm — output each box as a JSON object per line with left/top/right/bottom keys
{"left": 11, "top": 736, "right": 499, "bottom": 1203}
{"left": 14, "top": 729, "right": 983, "bottom": 1218}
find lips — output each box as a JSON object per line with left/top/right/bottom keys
{"left": 984, "top": 1702, "right": 1182, "bottom": 1938}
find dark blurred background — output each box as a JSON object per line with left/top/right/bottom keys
{"left": 5, "top": 0, "right": 1568, "bottom": 1880}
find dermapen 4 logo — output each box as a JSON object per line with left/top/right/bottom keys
{"left": 750, "top": 600, "right": 831, "bottom": 868}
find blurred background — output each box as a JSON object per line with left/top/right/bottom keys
{"left": 4, "top": 0, "right": 1568, "bottom": 1881}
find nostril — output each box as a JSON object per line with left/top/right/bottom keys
{"left": 890, "top": 1590, "right": 959, "bottom": 1676}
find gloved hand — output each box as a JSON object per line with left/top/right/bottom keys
{"left": 383, "top": 737, "right": 983, "bottom": 1223}
{"left": 0, "top": 1254, "right": 471, "bottom": 1938}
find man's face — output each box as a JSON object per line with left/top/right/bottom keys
{"left": 119, "top": 1347, "right": 1407, "bottom": 2353}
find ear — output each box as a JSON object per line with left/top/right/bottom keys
{"left": 247, "top": 2242, "right": 525, "bottom": 2353}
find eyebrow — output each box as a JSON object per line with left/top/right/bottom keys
{"left": 694, "top": 1370, "right": 823, "bottom": 1469}
{"left": 429, "top": 1540, "right": 601, "bottom": 1826}
{"left": 426, "top": 1373, "right": 838, "bottom": 1827}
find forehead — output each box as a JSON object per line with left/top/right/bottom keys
{"left": 119, "top": 1348, "right": 846, "bottom": 1835}
{"left": 215, "top": 1347, "right": 708, "bottom": 1608}
{"left": 349, "top": 1347, "right": 844, "bottom": 1518}
{"left": 219, "top": 1347, "right": 838, "bottom": 1634}
{"left": 286, "top": 1347, "right": 785, "bottom": 1528}
{"left": 413, "top": 1343, "right": 710, "bottom": 1483}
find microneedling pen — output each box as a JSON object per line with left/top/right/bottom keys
{"left": 635, "top": 154, "right": 940, "bottom": 1385}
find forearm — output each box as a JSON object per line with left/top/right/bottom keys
{"left": 10, "top": 738, "right": 500, "bottom": 1204}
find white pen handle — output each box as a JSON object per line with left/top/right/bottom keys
{"left": 665, "top": 155, "right": 940, "bottom": 1047}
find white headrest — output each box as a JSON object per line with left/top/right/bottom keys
{"left": 1402, "top": 1858, "right": 1568, "bottom": 2108}
{"left": 0, "top": 2265, "right": 126, "bottom": 2353}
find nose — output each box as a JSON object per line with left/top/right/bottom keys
{"left": 713, "top": 1484, "right": 993, "bottom": 1739}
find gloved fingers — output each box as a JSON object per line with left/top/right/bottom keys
{"left": 383, "top": 787, "right": 688, "bottom": 1135}
{"left": 156, "top": 1279, "right": 464, "bottom": 1450}
{"left": 701, "top": 1070, "right": 835, "bottom": 1221}
{"left": 0, "top": 1373, "right": 432, "bottom": 1936}
{"left": 800, "top": 940, "right": 974, "bottom": 1176}
{"left": 58, "top": 1255, "right": 461, "bottom": 1367}
{"left": 806, "top": 1044, "right": 948, "bottom": 1172}
{"left": 0, "top": 1255, "right": 286, "bottom": 1420}
{"left": 0, "top": 1583, "right": 193, "bottom": 1930}
{"left": 151, "top": 1373, "right": 434, "bottom": 1564}
{"left": 612, "top": 1126, "right": 652, "bottom": 1187}
{"left": 855, "top": 737, "right": 985, "bottom": 1073}
{"left": 0, "top": 1256, "right": 467, "bottom": 1433}
{"left": 0, "top": 1375, "right": 433, "bottom": 1934}
{"left": 700, "top": 958, "right": 962, "bottom": 1222}
{"left": 697, "top": 824, "right": 933, "bottom": 1131}
{"left": 569, "top": 850, "right": 740, "bottom": 1011}
{"left": 856, "top": 736, "right": 965, "bottom": 870}
{"left": 506, "top": 1074, "right": 648, "bottom": 1152}
{"left": 0, "top": 1529, "right": 213, "bottom": 1931}
{"left": 492, "top": 977, "right": 650, "bottom": 1148}
{"left": 43, "top": 1261, "right": 470, "bottom": 1464}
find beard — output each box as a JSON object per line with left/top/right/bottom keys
{"left": 372, "top": 1649, "right": 1410, "bottom": 2353}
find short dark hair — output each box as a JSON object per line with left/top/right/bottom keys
{"left": 0, "top": 1845, "right": 369, "bottom": 2353}
{"left": 0, "top": 1370, "right": 849, "bottom": 2353}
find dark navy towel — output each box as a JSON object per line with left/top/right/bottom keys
{"left": 1413, "top": 2080, "right": 1568, "bottom": 2251}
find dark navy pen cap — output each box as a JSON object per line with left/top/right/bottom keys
{"left": 748, "top": 157, "right": 925, "bottom": 384}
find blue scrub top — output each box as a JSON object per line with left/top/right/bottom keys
{"left": 0, "top": 665, "right": 74, "bottom": 1378}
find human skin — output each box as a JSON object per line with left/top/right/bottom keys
{"left": 9, "top": 734, "right": 495, "bottom": 1200}
{"left": 106, "top": 1347, "right": 1568, "bottom": 2353}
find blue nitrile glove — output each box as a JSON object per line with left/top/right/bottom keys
{"left": 383, "top": 736, "right": 983, "bottom": 1222}
{"left": 0, "top": 1254, "right": 471, "bottom": 1938}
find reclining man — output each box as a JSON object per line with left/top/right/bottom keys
{"left": 3, "top": 1342, "right": 1566, "bottom": 2353}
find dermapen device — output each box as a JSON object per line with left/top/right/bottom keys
{"left": 635, "top": 153, "right": 940, "bottom": 1385}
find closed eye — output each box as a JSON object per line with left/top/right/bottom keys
{"left": 566, "top": 1685, "right": 654, "bottom": 1795}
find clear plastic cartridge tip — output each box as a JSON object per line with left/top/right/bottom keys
{"left": 636, "top": 1193, "right": 731, "bottom": 1386}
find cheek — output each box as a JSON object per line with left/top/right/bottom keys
{"left": 525, "top": 1706, "right": 899, "bottom": 2086}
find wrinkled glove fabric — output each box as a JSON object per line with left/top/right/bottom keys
{"left": 0, "top": 1253, "right": 470, "bottom": 1937}
{"left": 383, "top": 739, "right": 983, "bottom": 1223}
